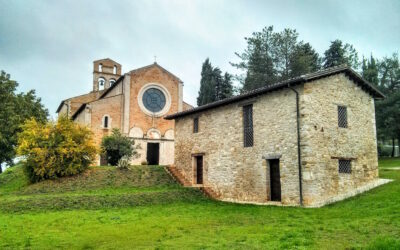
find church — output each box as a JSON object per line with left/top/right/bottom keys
{"left": 56, "top": 58, "right": 193, "bottom": 165}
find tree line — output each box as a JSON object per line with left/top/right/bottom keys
{"left": 197, "top": 26, "right": 400, "bottom": 156}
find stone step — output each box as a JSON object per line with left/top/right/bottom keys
{"left": 165, "top": 166, "right": 191, "bottom": 186}
{"left": 200, "top": 187, "right": 218, "bottom": 199}
{"left": 164, "top": 166, "right": 218, "bottom": 200}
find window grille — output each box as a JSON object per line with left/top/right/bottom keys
{"left": 243, "top": 104, "right": 253, "bottom": 147}
{"left": 338, "top": 159, "right": 351, "bottom": 174}
{"left": 193, "top": 117, "right": 199, "bottom": 133}
{"left": 338, "top": 106, "right": 348, "bottom": 128}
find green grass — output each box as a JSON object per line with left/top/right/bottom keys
{"left": 0, "top": 161, "right": 400, "bottom": 249}
{"left": 378, "top": 157, "right": 400, "bottom": 168}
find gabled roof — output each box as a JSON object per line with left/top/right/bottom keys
{"left": 56, "top": 90, "right": 105, "bottom": 113}
{"left": 165, "top": 65, "right": 385, "bottom": 120}
{"left": 71, "top": 103, "right": 87, "bottom": 120}
{"left": 129, "top": 62, "right": 183, "bottom": 83}
{"left": 99, "top": 75, "right": 125, "bottom": 99}
{"left": 99, "top": 63, "right": 183, "bottom": 99}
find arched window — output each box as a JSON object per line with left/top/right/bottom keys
{"left": 113, "top": 65, "right": 117, "bottom": 74}
{"left": 98, "top": 77, "right": 105, "bottom": 90}
{"left": 109, "top": 78, "right": 116, "bottom": 86}
{"left": 99, "top": 63, "right": 103, "bottom": 72}
{"left": 103, "top": 115, "right": 110, "bottom": 128}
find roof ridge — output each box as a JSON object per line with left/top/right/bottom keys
{"left": 129, "top": 63, "right": 183, "bottom": 82}
{"left": 165, "top": 65, "right": 384, "bottom": 120}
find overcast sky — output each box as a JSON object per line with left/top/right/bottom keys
{"left": 0, "top": 0, "right": 399, "bottom": 116}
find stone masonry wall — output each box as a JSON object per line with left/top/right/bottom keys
{"left": 300, "top": 73, "right": 379, "bottom": 206}
{"left": 174, "top": 87, "right": 301, "bottom": 205}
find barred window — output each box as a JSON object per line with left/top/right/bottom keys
{"left": 338, "top": 106, "right": 348, "bottom": 128}
{"left": 243, "top": 104, "right": 253, "bottom": 147}
{"left": 338, "top": 160, "right": 351, "bottom": 174}
{"left": 193, "top": 117, "right": 199, "bottom": 133}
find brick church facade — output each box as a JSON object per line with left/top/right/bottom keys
{"left": 57, "top": 58, "right": 193, "bottom": 165}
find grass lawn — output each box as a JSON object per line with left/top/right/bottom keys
{"left": 0, "top": 161, "right": 400, "bottom": 249}
{"left": 377, "top": 157, "right": 400, "bottom": 168}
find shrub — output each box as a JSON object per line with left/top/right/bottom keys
{"left": 17, "top": 116, "right": 97, "bottom": 182}
{"left": 117, "top": 156, "right": 130, "bottom": 170}
{"left": 101, "top": 129, "right": 140, "bottom": 166}
{"left": 141, "top": 161, "right": 148, "bottom": 165}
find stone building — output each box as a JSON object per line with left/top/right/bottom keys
{"left": 165, "top": 65, "right": 389, "bottom": 207}
{"left": 57, "top": 58, "right": 193, "bottom": 165}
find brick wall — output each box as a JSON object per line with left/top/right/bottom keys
{"left": 128, "top": 66, "right": 179, "bottom": 137}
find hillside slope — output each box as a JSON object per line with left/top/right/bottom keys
{"left": 0, "top": 165, "right": 205, "bottom": 212}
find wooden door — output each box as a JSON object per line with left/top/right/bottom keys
{"left": 196, "top": 156, "right": 203, "bottom": 184}
{"left": 269, "top": 159, "right": 281, "bottom": 201}
{"left": 146, "top": 143, "right": 159, "bottom": 165}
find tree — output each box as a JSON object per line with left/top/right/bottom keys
{"left": 213, "top": 67, "right": 223, "bottom": 101}
{"left": 17, "top": 117, "right": 97, "bottom": 182}
{"left": 362, "top": 55, "right": 379, "bottom": 85}
{"left": 0, "top": 71, "right": 48, "bottom": 173}
{"left": 219, "top": 72, "right": 234, "bottom": 100}
{"left": 197, "top": 59, "right": 234, "bottom": 106}
{"left": 232, "top": 26, "right": 277, "bottom": 92}
{"left": 232, "top": 26, "right": 321, "bottom": 92}
{"left": 323, "top": 39, "right": 359, "bottom": 69}
{"left": 378, "top": 53, "right": 400, "bottom": 93}
{"left": 290, "top": 43, "right": 321, "bottom": 77}
{"left": 197, "top": 59, "right": 216, "bottom": 106}
{"left": 272, "top": 28, "right": 300, "bottom": 80}
{"left": 373, "top": 54, "right": 400, "bottom": 157}
{"left": 101, "top": 129, "right": 140, "bottom": 166}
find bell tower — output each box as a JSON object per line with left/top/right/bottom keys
{"left": 93, "top": 58, "right": 122, "bottom": 92}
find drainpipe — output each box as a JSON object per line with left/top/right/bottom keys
{"left": 288, "top": 84, "right": 303, "bottom": 207}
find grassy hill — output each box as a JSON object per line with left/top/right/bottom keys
{"left": 0, "top": 162, "right": 400, "bottom": 249}
{"left": 0, "top": 165, "right": 204, "bottom": 212}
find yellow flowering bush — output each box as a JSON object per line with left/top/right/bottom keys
{"left": 17, "top": 116, "right": 97, "bottom": 182}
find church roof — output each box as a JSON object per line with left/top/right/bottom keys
{"left": 98, "top": 75, "right": 125, "bottom": 99}
{"left": 56, "top": 90, "right": 105, "bottom": 113}
{"left": 99, "top": 62, "right": 182, "bottom": 99}
{"left": 129, "top": 62, "right": 183, "bottom": 83}
{"left": 70, "top": 62, "right": 185, "bottom": 120}
{"left": 165, "top": 65, "right": 385, "bottom": 120}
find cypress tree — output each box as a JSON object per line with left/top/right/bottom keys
{"left": 219, "top": 72, "right": 233, "bottom": 100}
{"left": 197, "top": 59, "right": 234, "bottom": 106}
{"left": 197, "top": 59, "right": 216, "bottom": 106}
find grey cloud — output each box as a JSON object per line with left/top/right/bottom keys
{"left": 0, "top": 0, "right": 399, "bottom": 116}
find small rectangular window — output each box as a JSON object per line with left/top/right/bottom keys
{"left": 104, "top": 116, "right": 109, "bottom": 128}
{"left": 338, "top": 106, "right": 348, "bottom": 128}
{"left": 243, "top": 104, "right": 253, "bottom": 147}
{"left": 338, "top": 159, "right": 351, "bottom": 174}
{"left": 193, "top": 117, "right": 199, "bottom": 133}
